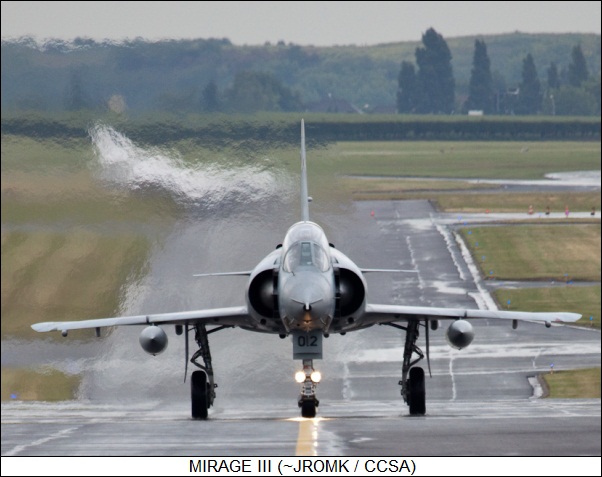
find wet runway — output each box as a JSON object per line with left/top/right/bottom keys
{"left": 2, "top": 399, "right": 600, "bottom": 456}
{"left": 2, "top": 198, "right": 600, "bottom": 457}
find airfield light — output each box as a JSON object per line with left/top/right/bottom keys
{"left": 295, "top": 371, "right": 306, "bottom": 383}
{"left": 310, "top": 371, "right": 322, "bottom": 383}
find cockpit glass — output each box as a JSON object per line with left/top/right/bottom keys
{"left": 283, "top": 241, "right": 330, "bottom": 272}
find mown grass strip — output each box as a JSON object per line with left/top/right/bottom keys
{"left": 541, "top": 367, "right": 601, "bottom": 399}
{"left": 319, "top": 140, "right": 600, "bottom": 180}
{"left": 494, "top": 286, "right": 600, "bottom": 329}
{"left": 1, "top": 367, "right": 81, "bottom": 401}
{"left": 1, "top": 230, "right": 150, "bottom": 339}
{"left": 461, "top": 224, "right": 601, "bottom": 281}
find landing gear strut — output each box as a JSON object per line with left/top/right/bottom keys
{"left": 189, "top": 323, "right": 230, "bottom": 419}
{"left": 297, "top": 359, "right": 320, "bottom": 418}
{"left": 386, "top": 320, "right": 427, "bottom": 415}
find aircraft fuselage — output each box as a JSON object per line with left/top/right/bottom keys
{"left": 278, "top": 221, "right": 336, "bottom": 333}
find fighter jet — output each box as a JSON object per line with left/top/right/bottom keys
{"left": 32, "top": 120, "right": 581, "bottom": 419}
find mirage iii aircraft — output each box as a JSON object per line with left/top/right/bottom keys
{"left": 33, "top": 120, "right": 581, "bottom": 419}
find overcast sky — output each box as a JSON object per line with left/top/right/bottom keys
{"left": 1, "top": 1, "right": 600, "bottom": 46}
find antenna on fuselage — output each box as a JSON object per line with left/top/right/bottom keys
{"left": 300, "top": 119, "right": 311, "bottom": 222}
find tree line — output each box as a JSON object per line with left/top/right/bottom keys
{"left": 396, "top": 28, "right": 600, "bottom": 116}
{"left": 2, "top": 32, "right": 600, "bottom": 116}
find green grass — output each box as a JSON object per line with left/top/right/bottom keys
{"left": 2, "top": 171, "right": 179, "bottom": 224}
{"left": 313, "top": 140, "right": 600, "bottom": 180}
{"left": 461, "top": 225, "right": 601, "bottom": 281}
{"left": 1, "top": 367, "right": 81, "bottom": 401}
{"left": 1, "top": 134, "right": 93, "bottom": 172}
{"left": 346, "top": 184, "right": 601, "bottom": 214}
{"left": 433, "top": 191, "right": 601, "bottom": 213}
{"left": 542, "top": 367, "right": 601, "bottom": 398}
{"left": 494, "top": 286, "right": 601, "bottom": 329}
{"left": 1, "top": 230, "right": 151, "bottom": 339}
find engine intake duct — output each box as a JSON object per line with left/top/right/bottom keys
{"left": 338, "top": 268, "right": 365, "bottom": 316}
{"left": 248, "top": 269, "right": 276, "bottom": 318}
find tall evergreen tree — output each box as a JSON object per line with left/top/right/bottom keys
{"left": 201, "top": 80, "right": 220, "bottom": 112}
{"left": 396, "top": 61, "right": 418, "bottom": 113}
{"left": 567, "top": 44, "right": 589, "bottom": 87}
{"left": 414, "top": 28, "right": 455, "bottom": 114}
{"left": 516, "top": 53, "right": 541, "bottom": 115}
{"left": 464, "top": 39, "right": 493, "bottom": 113}
{"left": 547, "top": 62, "right": 560, "bottom": 90}
{"left": 65, "top": 69, "right": 89, "bottom": 111}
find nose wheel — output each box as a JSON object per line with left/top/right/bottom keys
{"left": 297, "top": 359, "right": 320, "bottom": 418}
{"left": 300, "top": 399, "right": 318, "bottom": 418}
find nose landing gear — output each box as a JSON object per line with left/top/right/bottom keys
{"left": 296, "top": 359, "right": 320, "bottom": 418}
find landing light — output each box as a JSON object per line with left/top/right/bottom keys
{"left": 310, "top": 371, "right": 322, "bottom": 383}
{"left": 295, "top": 371, "right": 306, "bottom": 383}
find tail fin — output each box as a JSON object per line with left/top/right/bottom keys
{"left": 300, "top": 119, "right": 310, "bottom": 221}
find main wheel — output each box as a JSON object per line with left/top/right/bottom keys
{"left": 301, "top": 400, "right": 317, "bottom": 418}
{"left": 408, "top": 366, "right": 426, "bottom": 416}
{"left": 191, "top": 370, "right": 209, "bottom": 419}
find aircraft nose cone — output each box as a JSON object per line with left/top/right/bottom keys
{"left": 280, "top": 272, "right": 334, "bottom": 330}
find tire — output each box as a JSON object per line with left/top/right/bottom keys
{"left": 408, "top": 366, "right": 426, "bottom": 416}
{"left": 301, "top": 400, "right": 317, "bottom": 418}
{"left": 191, "top": 370, "right": 209, "bottom": 419}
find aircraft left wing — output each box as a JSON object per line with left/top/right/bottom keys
{"left": 362, "top": 304, "right": 581, "bottom": 326}
{"left": 31, "top": 306, "right": 252, "bottom": 333}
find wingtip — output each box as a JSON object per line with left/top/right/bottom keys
{"left": 567, "top": 313, "right": 583, "bottom": 322}
{"left": 31, "top": 322, "right": 54, "bottom": 332}
{"left": 552, "top": 313, "right": 582, "bottom": 323}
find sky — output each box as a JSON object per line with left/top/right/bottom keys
{"left": 1, "top": 1, "right": 600, "bottom": 46}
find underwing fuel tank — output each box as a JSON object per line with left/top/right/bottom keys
{"left": 139, "top": 326, "right": 168, "bottom": 355}
{"left": 446, "top": 319, "right": 474, "bottom": 349}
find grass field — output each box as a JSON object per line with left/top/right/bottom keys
{"left": 461, "top": 225, "right": 601, "bottom": 282}
{"left": 541, "top": 367, "right": 601, "bottom": 398}
{"left": 313, "top": 141, "right": 601, "bottom": 180}
{"left": 494, "top": 286, "right": 601, "bottom": 329}
{"left": 1, "top": 229, "right": 150, "bottom": 338}
{"left": 348, "top": 186, "right": 601, "bottom": 214}
{"left": 1, "top": 367, "right": 81, "bottom": 401}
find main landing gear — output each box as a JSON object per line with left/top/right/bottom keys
{"left": 188, "top": 323, "right": 230, "bottom": 419}
{"left": 385, "top": 320, "right": 427, "bottom": 415}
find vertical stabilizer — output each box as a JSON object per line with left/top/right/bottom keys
{"left": 300, "top": 119, "right": 310, "bottom": 221}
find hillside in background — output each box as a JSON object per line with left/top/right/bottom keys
{"left": 1, "top": 32, "right": 600, "bottom": 114}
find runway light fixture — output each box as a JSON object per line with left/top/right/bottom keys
{"left": 310, "top": 370, "right": 322, "bottom": 383}
{"left": 295, "top": 371, "right": 306, "bottom": 383}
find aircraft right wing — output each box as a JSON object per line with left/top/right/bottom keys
{"left": 31, "top": 305, "right": 253, "bottom": 333}
{"left": 361, "top": 304, "right": 582, "bottom": 327}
